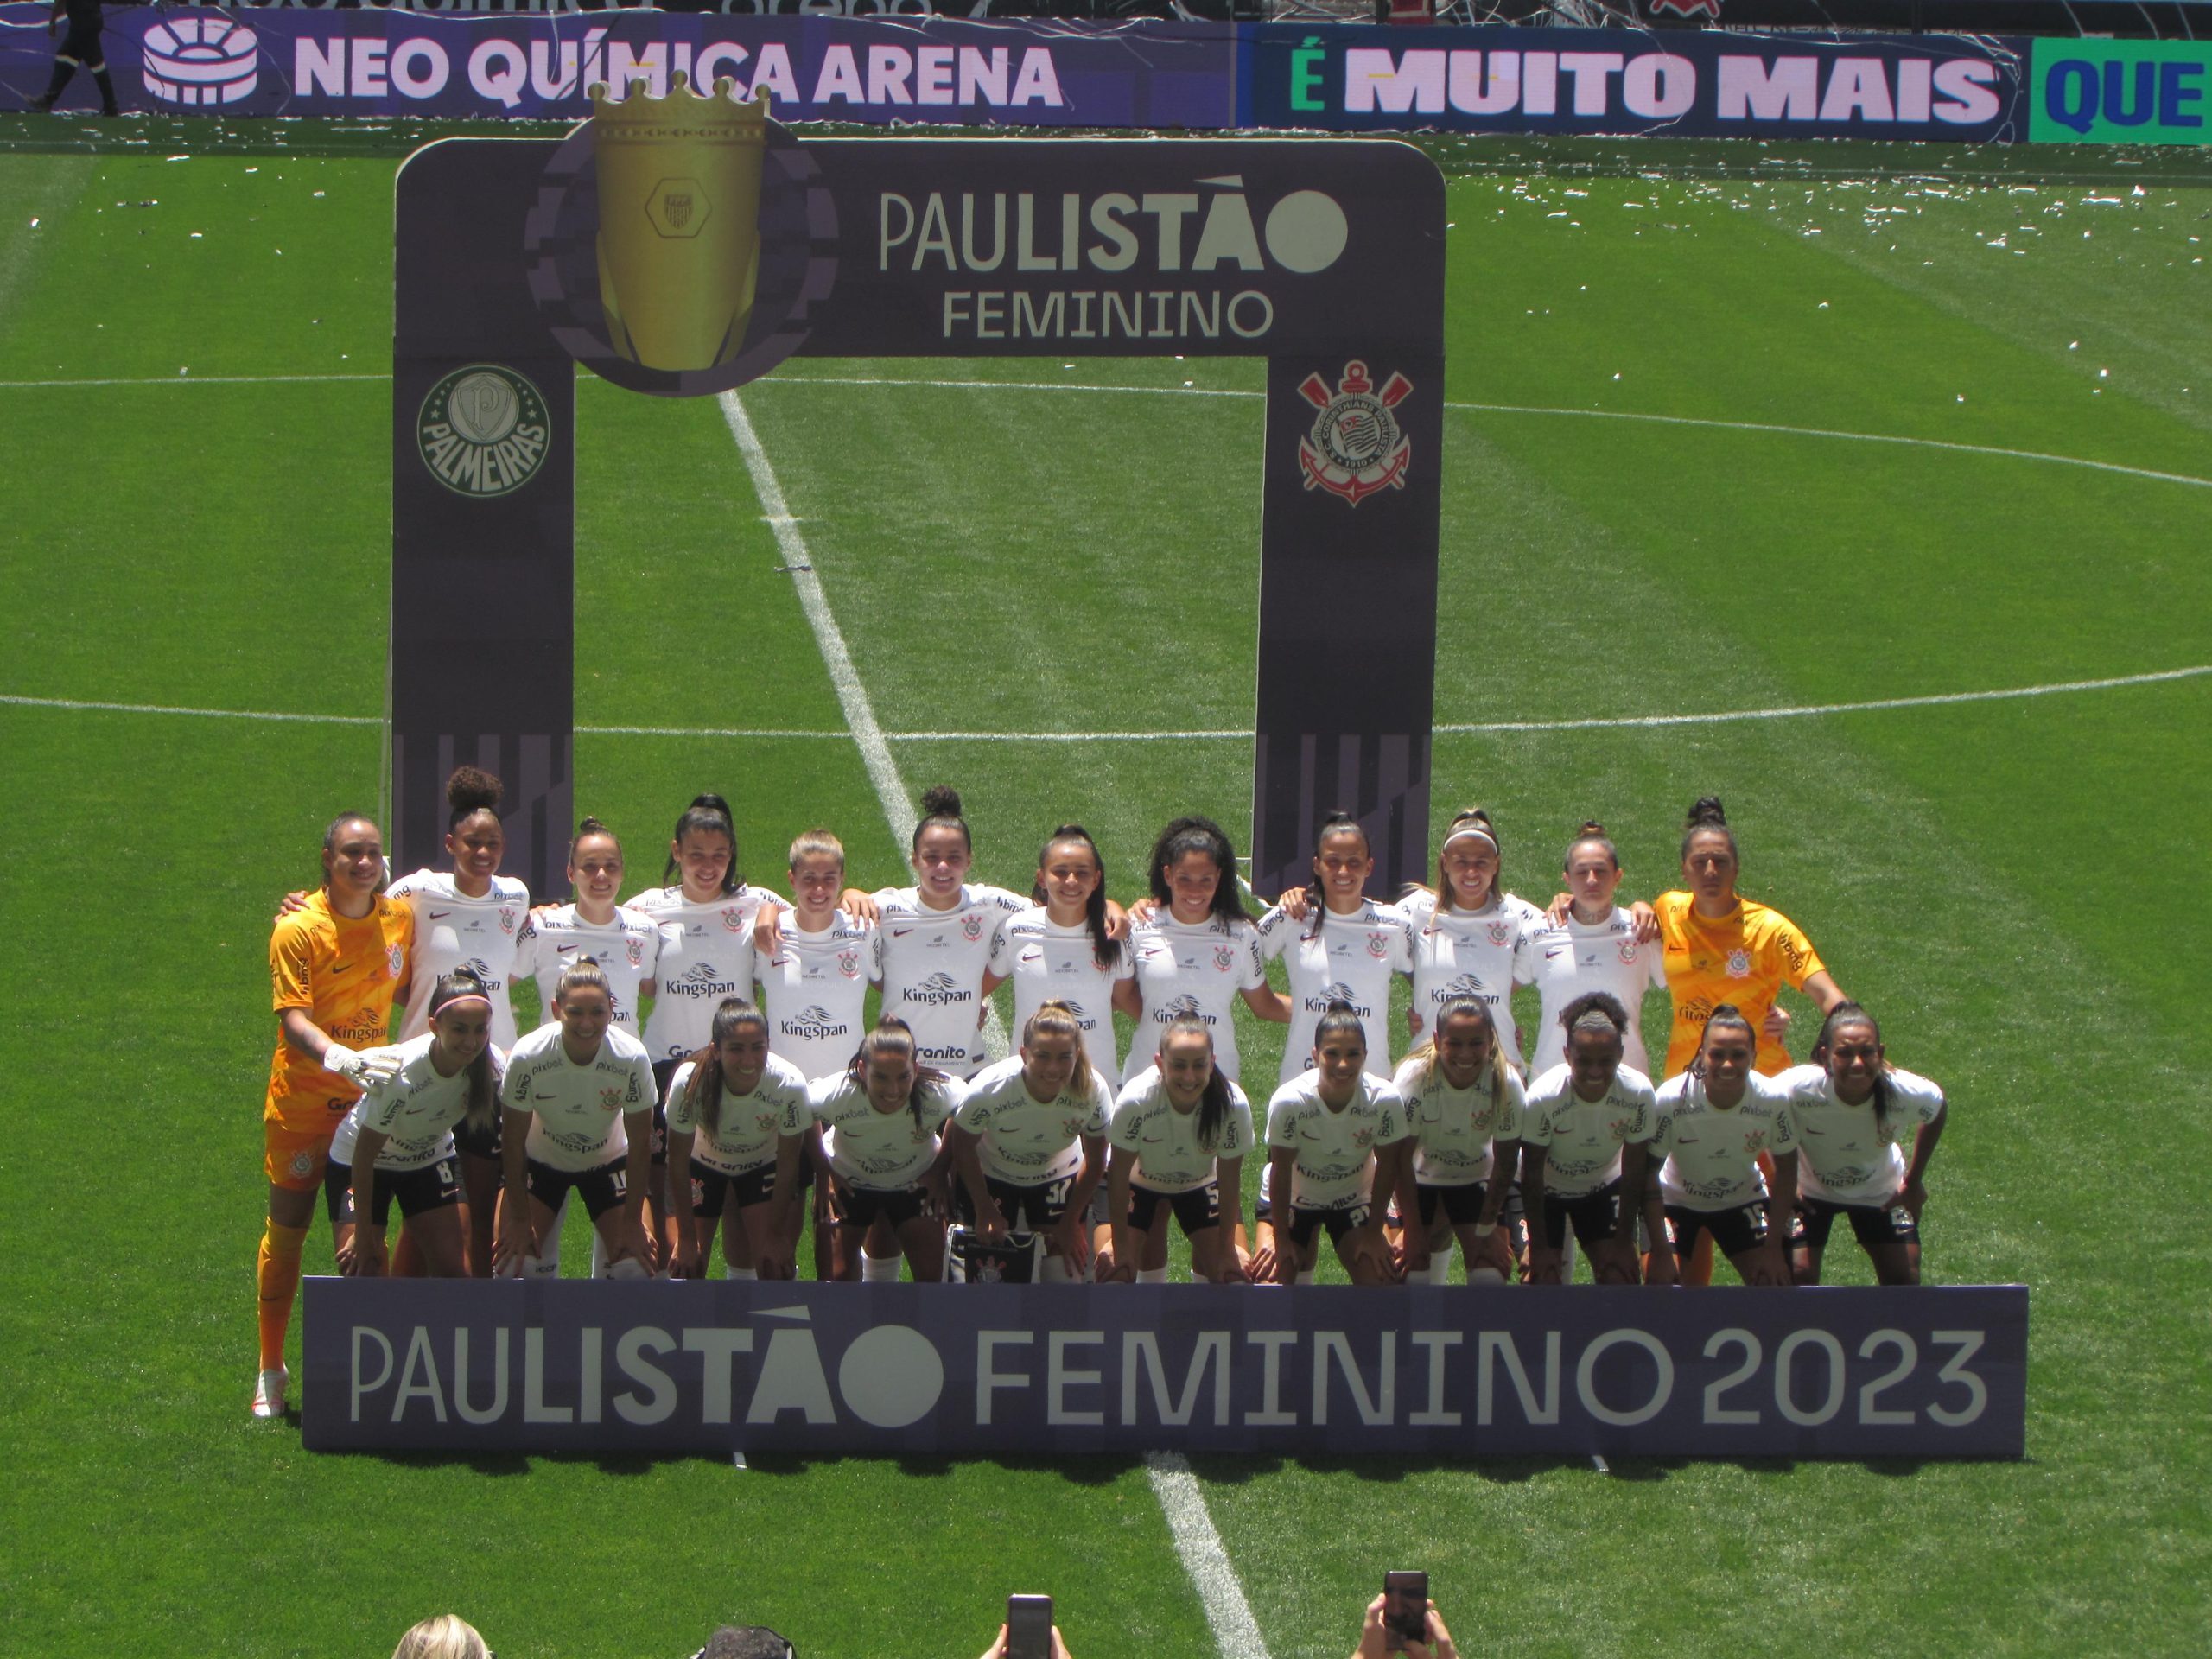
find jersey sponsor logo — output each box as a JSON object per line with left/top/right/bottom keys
{"left": 1726, "top": 949, "right": 1752, "bottom": 978}
{"left": 891, "top": 928, "right": 914, "bottom": 938}
{"left": 416, "top": 364, "right": 551, "bottom": 499}
{"left": 836, "top": 949, "right": 861, "bottom": 979}
{"left": 667, "top": 961, "right": 738, "bottom": 999}
{"left": 1303, "top": 982, "right": 1370, "bottom": 1018}
{"left": 426, "top": 910, "right": 453, "bottom": 919}
{"left": 1297, "top": 360, "right": 1414, "bottom": 507}
{"left": 905, "top": 972, "right": 971, "bottom": 1007}
{"left": 1160, "top": 993, "right": 1213, "bottom": 1024}
{"left": 782, "top": 1005, "right": 848, "bottom": 1039}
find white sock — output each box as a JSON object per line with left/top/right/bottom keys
{"left": 861, "top": 1252, "right": 900, "bottom": 1284}
{"left": 1135, "top": 1267, "right": 1168, "bottom": 1285}
{"left": 1039, "top": 1255, "right": 1075, "bottom": 1284}
{"left": 1426, "top": 1249, "right": 1456, "bottom": 1286}
{"left": 605, "top": 1255, "right": 649, "bottom": 1281}
{"left": 725, "top": 1264, "right": 757, "bottom": 1281}
{"left": 589, "top": 1230, "right": 608, "bottom": 1279}
{"left": 1466, "top": 1265, "right": 1507, "bottom": 1285}
{"left": 1295, "top": 1269, "right": 1317, "bottom": 1286}
{"left": 1561, "top": 1232, "right": 1580, "bottom": 1282}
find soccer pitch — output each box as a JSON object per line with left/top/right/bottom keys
{"left": 1, "top": 118, "right": 2209, "bottom": 1657}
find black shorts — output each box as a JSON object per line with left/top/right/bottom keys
{"left": 1128, "top": 1179, "right": 1222, "bottom": 1239}
{"left": 1415, "top": 1179, "right": 1491, "bottom": 1229}
{"left": 690, "top": 1157, "right": 776, "bottom": 1218}
{"left": 451, "top": 1110, "right": 501, "bottom": 1160}
{"left": 525, "top": 1157, "right": 630, "bottom": 1221}
{"left": 1541, "top": 1179, "right": 1623, "bottom": 1251}
{"left": 827, "top": 1180, "right": 926, "bottom": 1230}
{"left": 1791, "top": 1193, "right": 1918, "bottom": 1251}
{"left": 324, "top": 1156, "right": 463, "bottom": 1228}
{"left": 1287, "top": 1197, "right": 1371, "bottom": 1249}
{"left": 955, "top": 1171, "right": 1075, "bottom": 1236}
{"left": 1665, "top": 1198, "right": 1770, "bottom": 1260}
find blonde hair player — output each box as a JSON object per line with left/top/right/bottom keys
{"left": 1401, "top": 807, "right": 1545, "bottom": 1069}
{"left": 1391, "top": 995, "right": 1528, "bottom": 1285}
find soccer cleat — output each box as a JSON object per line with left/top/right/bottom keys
{"left": 28, "top": 94, "right": 54, "bottom": 113}
{"left": 250, "top": 1366, "right": 289, "bottom": 1419}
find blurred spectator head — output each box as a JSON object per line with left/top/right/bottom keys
{"left": 391, "top": 1616, "right": 490, "bottom": 1659}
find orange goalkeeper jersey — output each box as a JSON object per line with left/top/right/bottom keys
{"left": 264, "top": 890, "right": 413, "bottom": 1128}
{"left": 1655, "top": 891, "right": 1824, "bottom": 1080}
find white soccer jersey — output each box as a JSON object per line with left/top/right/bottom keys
{"left": 664, "top": 1050, "right": 810, "bottom": 1176}
{"left": 629, "top": 884, "right": 779, "bottom": 1063}
{"left": 807, "top": 1071, "right": 956, "bottom": 1190}
{"left": 1521, "top": 1062, "right": 1658, "bottom": 1199}
{"left": 500, "top": 1021, "right": 656, "bottom": 1173}
{"left": 874, "top": 883, "right": 1028, "bottom": 1076}
{"left": 1522, "top": 907, "right": 1667, "bottom": 1077}
{"left": 330, "top": 1033, "right": 507, "bottom": 1170}
{"left": 988, "top": 906, "right": 1133, "bottom": 1079}
{"left": 1399, "top": 887, "right": 1543, "bottom": 1071}
{"left": 1652, "top": 1070, "right": 1796, "bottom": 1210}
{"left": 386, "top": 870, "right": 531, "bottom": 1049}
{"left": 1256, "top": 899, "right": 1416, "bottom": 1084}
{"left": 1124, "top": 914, "right": 1268, "bottom": 1086}
{"left": 1777, "top": 1063, "right": 1946, "bottom": 1205}
{"left": 511, "top": 904, "right": 664, "bottom": 1037}
{"left": 952, "top": 1053, "right": 1112, "bottom": 1185}
{"left": 1391, "top": 1052, "right": 1529, "bottom": 1187}
{"left": 758, "top": 911, "right": 882, "bottom": 1080}
{"left": 1109, "top": 1066, "right": 1255, "bottom": 1195}
{"left": 1264, "top": 1069, "right": 1411, "bottom": 1209}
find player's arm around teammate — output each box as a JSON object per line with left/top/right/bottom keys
{"left": 252, "top": 812, "right": 412, "bottom": 1418}
{"left": 1103, "top": 1017, "right": 1255, "bottom": 1285}
{"left": 1390, "top": 997, "right": 1527, "bottom": 1286}
{"left": 1402, "top": 806, "right": 1545, "bottom": 1069}
{"left": 1255, "top": 811, "right": 1417, "bottom": 1087}
{"left": 981, "top": 824, "right": 1141, "bottom": 1077}
{"left": 1524, "top": 823, "right": 1669, "bottom": 1080}
{"left": 1643, "top": 1005, "right": 1800, "bottom": 1287}
{"left": 1519, "top": 994, "right": 1658, "bottom": 1287}
{"left": 664, "top": 1000, "right": 805, "bottom": 1281}
{"left": 1262, "top": 1006, "right": 1408, "bottom": 1287}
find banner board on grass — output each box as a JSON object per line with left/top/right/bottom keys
{"left": 2030, "top": 38, "right": 2211, "bottom": 144}
{"left": 305, "top": 1279, "right": 2027, "bottom": 1459}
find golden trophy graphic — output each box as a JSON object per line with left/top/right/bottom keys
{"left": 591, "top": 73, "right": 770, "bottom": 373}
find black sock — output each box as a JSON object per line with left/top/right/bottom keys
{"left": 92, "top": 67, "right": 117, "bottom": 113}
{"left": 41, "top": 58, "right": 78, "bottom": 102}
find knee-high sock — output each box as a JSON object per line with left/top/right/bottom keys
{"left": 256, "top": 1220, "right": 309, "bottom": 1370}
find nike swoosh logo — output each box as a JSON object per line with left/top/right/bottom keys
{"left": 426, "top": 910, "right": 452, "bottom": 919}
{"left": 329, "top": 963, "right": 350, "bottom": 974}
{"left": 556, "top": 944, "right": 578, "bottom": 954}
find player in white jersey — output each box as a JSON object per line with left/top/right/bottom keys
{"left": 664, "top": 1000, "right": 809, "bottom": 1281}
{"left": 1522, "top": 823, "right": 1666, "bottom": 1077}
{"left": 1646, "top": 1005, "right": 1798, "bottom": 1287}
{"left": 511, "top": 817, "right": 663, "bottom": 1037}
{"left": 328, "top": 970, "right": 504, "bottom": 1280}
{"left": 1123, "top": 815, "right": 1289, "bottom": 1088}
{"left": 1399, "top": 807, "right": 1545, "bottom": 1069}
{"left": 1519, "top": 992, "right": 1658, "bottom": 1286}
{"left": 1780, "top": 1002, "right": 1947, "bottom": 1287}
{"left": 1104, "top": 1014, "right": 1255, "bottom": 1285}
{"left": 778, "top": 1019, "right": 957, "bottom": 1282}
{"left": 1258, "top": 814, "right": 1416, "bottom": 1085}
{"left": 984, "top": 825, "right": 1138, "bottom": 1080}
{"left": 494, "top": 958, "right": 658, "bottom": 1278}
{"left": 1263, "top": 1005, "right": 1413, "bottom": 1286}
{"left": 1391, "top": 996, "right": 1528, "bottom": 1285}
{"left": 945, "top": 1002, "right": 1112, "bottom": 1281}
{"left": 759, "top": 829, "right": 882, "bottom": 1081}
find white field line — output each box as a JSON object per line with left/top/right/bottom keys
{"left": 9, "top": 664, "right": 2208, "bottom": 741}
{"left": 1144, "top": 1452, "right": 1274, "bottom": 1659}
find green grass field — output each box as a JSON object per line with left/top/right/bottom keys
{"left": 2, "top": 116, "right": 2209, "bottom": 1658}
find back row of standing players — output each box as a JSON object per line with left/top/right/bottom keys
{"left": 252, "top": 769, "right": 1948, "bottom": 1414}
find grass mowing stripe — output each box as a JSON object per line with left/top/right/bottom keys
{"left": 1144, "top": 1452, "right": 1274, "bottom": 1659}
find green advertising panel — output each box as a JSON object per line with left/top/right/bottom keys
{"left": 2031, "top": 38, "right": 2212, "bottom": 143}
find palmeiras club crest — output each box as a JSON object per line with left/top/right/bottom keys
{"left": 1298, "top": 360, "right": 1413, "bottom": 506}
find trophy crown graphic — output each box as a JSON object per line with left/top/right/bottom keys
{"left": 591, "top": 73, "right": 772, "bottom": 372}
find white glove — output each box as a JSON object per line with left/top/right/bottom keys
{"left": 322, "top": 1043, "right": 402, "bottom": 1088}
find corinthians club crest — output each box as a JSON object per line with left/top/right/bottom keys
{"left": 1298, "top": 360, "right": 1413, "bottom": 507}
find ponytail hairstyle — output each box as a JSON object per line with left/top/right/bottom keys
{"left": 1162, "top": 1011, "right": 1234, "bottom": 1152}
{"left": 852, "top": 1017, "right": 944, "bottom": 1128}
{"left": 552, "top": 954, "right": 612, "bottom": 1007}
{"left": 1680, "top": 795, "right": 1739, "bottom": 866}
{"left": 1306, "top": 810, "right": 1370, "bottom": 940}
{"left": 1688, "top": 1003, "right": 1758, "bottom": 1085}
{"left": 1812, "top": 1000, "right": 1892, "bottom": 1136}
{"left": 1311, "top": 999, "right": 1368, "bottom": 1057}
{"left": 1564, "top": 818, "right": 1619, "bottom": 873}
{"left": 664, "top": 792, "right": 742, "bottom": 895}
{"left": 1021, "top": 1000, "right": 1094, "bottom": 1101}
{"left": 1032, "top": 823, "right": 1117, "bottom": 970}
{"left": 1147, "top": 816, "right": 1250, "bottom": 923}
{"left": 1428, "top": 807, "right": 1502, "bottom": 913}
{"left": 685, "top": 997, "right": 771, "bottom": 1138}
{"left": 1560, "top": 989, "right": 1630, "bottom": 1045}
{"left": 570, "top": 815, "right": 621, "bottom": 861}
{"left": 445, "top": 766, "right": 504, "bottom": 832}
{"left": 429, "top": 969, "right": 500, "bottom": 1135}
{"left": 1403, "top": 995, "right": 1509, "bottom": 1120}
{"left": 912, "top": 785, "right": 971, "bottom": 855}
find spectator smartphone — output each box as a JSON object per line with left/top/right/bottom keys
{"left": 1382, "top": 1572, "right": 1428, "bottom": 1649}
{"left": 1006, "top": 1593, "right": 1053, "bottom": 1659}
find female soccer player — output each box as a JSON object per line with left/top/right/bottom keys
{"left": 1263, "top": 1005, "right": 1413, "bottom": 1286}
{"left": 1258, "top": 812, "right": 1415, "bottom": 1086}
{"left": 1522, "top": 823, "right": 1666, "bottom": 1078}
{"left": 1518, "top": 992, "right": 1658, "bottom": 1286}
{"left": 1779, "top": 1002, "right": 1946, "bottom": 1286}
{"left": 1392, "top": 996, "right": 1528, "bottom": 1285}
{"left": 1400, "top": 807, "right": 1545, "bottom": 1070}
{"left": 1645, "top": 1005, "right": 1798, "bottom": 1287}
{"left": 1656, "top": 797, "right": 1848, "bottom": 1080}
{"left": 756, "top": 828, "right": 883, "bottom": 1080}
{"left": 330, "top": 969, "right": 504, "bottom": 1281}
{"left": 983, "top": 825, "right": 1139, "bottom": 1080}
{"left": 1104, "top": 1014, "right": 1255, "bottom": 1284}
{"left": 1123, "top": 815, "right": 1289, "bottom": 1086}
{"left": 494, "top": 958, "right": 658, "bottom": 1278}
{"left": 664, "top": 999, "right": 809, "bottom": 1281}
{"left": 511, "top": 817, "right": 662, "bottom": 1036}
{"left": 253, "top": 812, "right": 413, "bottom": 1417}
{"left": 944, "top": 1001, "right": 1113, "bottom": 1282}
{"left": 778, "top": 1019, "right": 957, "bottom": 1283}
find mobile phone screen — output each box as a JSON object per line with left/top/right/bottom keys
{"left": 1007, "top": 1593, "right": 1053, "bottom": 1659}
{"left": 1382, "top": 1572, "right": 1427, "bottom": 1649}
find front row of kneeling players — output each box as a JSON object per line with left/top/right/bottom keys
{"left": 332, "top": 955, "right": 1943, "bottom": 1292}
